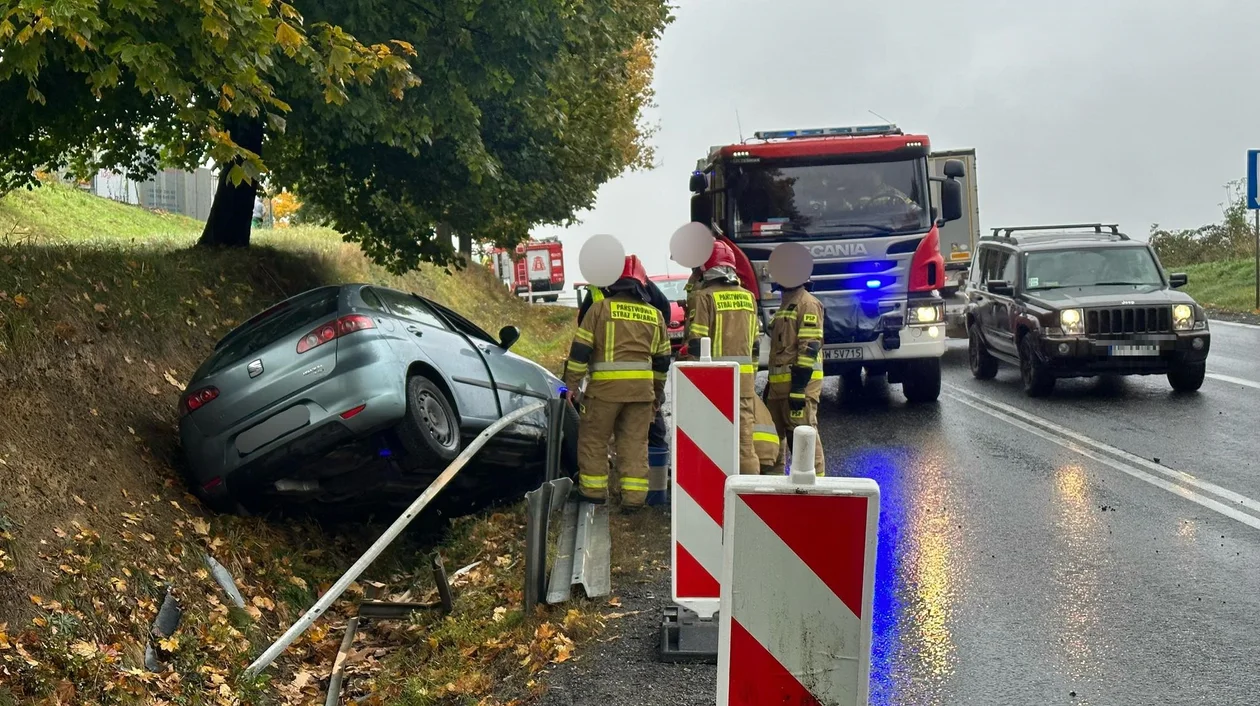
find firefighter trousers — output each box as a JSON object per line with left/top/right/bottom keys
{"left": 576, "top": 398, "right": 654, "bottom": 507}
{"left": 738, "top": 397, "right": 759, "bottom": 475}
{"left": 768, "top": 396, "right": 825, "bottom": 475}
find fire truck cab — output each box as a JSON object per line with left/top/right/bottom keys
{"left": 688, "top": 124, "right": 966, "bottom": 403}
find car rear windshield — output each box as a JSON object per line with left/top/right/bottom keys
{"left": 197, "top": 287, "right": 341, "bottom": 377}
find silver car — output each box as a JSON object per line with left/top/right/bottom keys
{"left": 178, "top": 283, "right": 576, "bottom": 514}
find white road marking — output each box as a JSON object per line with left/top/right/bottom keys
{"left": 943, "top": 392, "right": 1260, "bottom": 532}
{"left": 1206, "top": 372, "right": 1260, "bottom": 390}
{"left": 1209, "top": 318, "right": 1260, "bottom": 331}
{"left": 944, "top": 382, "right": 1260, "bottom": 517}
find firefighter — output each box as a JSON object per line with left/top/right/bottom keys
{"left": 563, "top": 256, "right": 671, "bottom": 510}
{"left": 765, "top": 265, "right": 826, "bottom": 475}
{"left": 684, "top": 240, "right": 760, "bottom": 475}
{"left": 752, "top": 395, "right": 781, "bottom": 475}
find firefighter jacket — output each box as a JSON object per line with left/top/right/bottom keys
{"left": 766, "top": 286, "right": 825, "bottom": 400}
{"left": 685, "top": 282, "right": 758, "bottom": 398}
{"left": 752, "top": 395, "right": 780, "bottom": 468}
{"left": 563, "top": 293, "right": 671, "bottom": 404}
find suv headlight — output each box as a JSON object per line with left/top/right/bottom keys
{"left": 912, "top": 303, "right": 944, "bottom": 324}
{"left": 1173, "top": 304, "right": 1194, "bottom": 331}
{"left": 1060, "top": 308, "right": 1084, "bottom": 335}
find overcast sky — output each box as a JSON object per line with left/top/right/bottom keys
{"left": 531, "top": 0, "right": 1259, "bottom": 284}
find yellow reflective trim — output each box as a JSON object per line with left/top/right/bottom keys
{"left": 652, "top": 321, "right": 660, "bottom": 356}
{"left": 609, "top": 301, "right": 660, "bottom": 324}
{"left": 591, "top": 370, "right": 655, "bottom": 381}
{"left": 620, "top": 478, "right": 650, "bottom": 491}
{"left": 712, "top": 290, "right": 755, "bottom": 312}
{"left": 590, "top": 288, "right": 604, "bottom": 303}
{"left": 714, "top": 314, "right": 724, "bottom": 357}
{"left": 575, "top": 328, "right": 595, "bottom": 343}
{"left": 690, "top": 324, "right": 711, "bottom": 336}
{"left": 789, "top": 392, "right": 806, "bottom": 400}
{"left": 796, "top": 356, "right": 816, "bottom": 367}
{"left": 566, "top": 361, "right": 589, "bottom": 374}
{"left": 739, "top": 364, "right": 755, "bottom": 375}
{"left": 768, "top": 373, "right": 792, "bottom": 384}
{"left": 604, "top": 320, "right": 614, "bottom": 363}
{"left": 798, "top": 327, "right": 824, "bottom": 338}
{"left": 774, "top": 310, "right": 798, "bottom": 320}
{"left": 801, "top": 313, "right": 819, "bottom": 326}
{"left": 812, "top": 370, "right": 824, "bottom": 381}
{"left": 579, "top": 474, "right": 607, "bottom": 489}
{"left": 654, "top": 372, "right": 667, "bottom": 381}
{"left": 753, "top": 431, "right": 779, "bottom": 445}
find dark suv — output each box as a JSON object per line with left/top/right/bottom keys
{"left": 964, "top": 224, "right": 1210, "bottom": 397}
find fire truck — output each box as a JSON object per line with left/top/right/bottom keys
{"left": 489, "top": 238, "right": 565, "bottom": 302}
{"left": 687, "top": 123, "right": 968, "bottom": 403}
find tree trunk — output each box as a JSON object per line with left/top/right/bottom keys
{"left": 198, "top": 118, "right": 265, "bottom": 248}
{"left": 454, "top": 225, "right": 472, "bottom": 263}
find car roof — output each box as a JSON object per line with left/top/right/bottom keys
{"left": 978, "top": 223, "right": 1141, "bottom": 251}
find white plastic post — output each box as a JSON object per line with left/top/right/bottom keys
{"left": 699, "top": 336, "right": 712, "bottom": 362}
{"left": 789, "top": 426, "right": 817, "bottom": 485}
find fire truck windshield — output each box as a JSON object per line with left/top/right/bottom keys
{"left": 728, "top": 159, "right": 929, "bottom": 241}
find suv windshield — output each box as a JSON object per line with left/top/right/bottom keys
{"left": 728, "top": 159, "right": 929, "bottom": 240}
{"left": 1024, "top": 247, "right": 1164, "bottom": 290}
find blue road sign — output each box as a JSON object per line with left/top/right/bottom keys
{"left": 1248, "top": 149, "right": 1260, "bottom": 210}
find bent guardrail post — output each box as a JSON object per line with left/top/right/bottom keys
{"left": 244, "top": 400, "right": 548, "bottom": 678}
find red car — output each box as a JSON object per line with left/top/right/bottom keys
{"left": 649, "top": 273, "right": 689, "bottom": 356}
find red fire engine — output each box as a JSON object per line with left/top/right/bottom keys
{"left": 488, "top": 238, "right": 565, "bottom": 302}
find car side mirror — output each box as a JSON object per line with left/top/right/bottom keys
{"left": 940, "top": 178, "right": 963, "bottom": 222}
{"left": 987, "top": 279, "right": 1014, "bottom": 296}
{"left": 943, "top": 158, "right": 966, "bottom": 179}
{"left": 1169, "top": 272, "right": 1188, "bottom": 288}
{"left": 498, "top": 325, "right": 521, "bottom": 350}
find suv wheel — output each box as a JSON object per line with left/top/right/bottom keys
{"left": 1018, "top": 336, "right": 1055, "bottom": 397}
{"left": 968, "top": 326, "right": 999, "bottom": 380}
{"left": 1167, "top": 362, "right": 1206, "bottom": 392}
{"left": 900, "top": 358, "right": 941, "bottom": 403}
{"left": 398, "top": 375, "right": 462, "bottom": 468}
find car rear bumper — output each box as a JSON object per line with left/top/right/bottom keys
{"left": 180, "top": 363, "right": 407, "bottom": 497}
{"left": 1037, "top": 332, "right": 1210, "bottom": 376}
{"left": 820, "top": 325, "right": 946, "bottom": 375}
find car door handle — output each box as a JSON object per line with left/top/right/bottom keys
{"left": 405, "top": 325, "right": 423, "bottom": 338}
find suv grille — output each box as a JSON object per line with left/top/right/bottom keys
{"left": 1085, "top": 306, "right": 1172, "bottom": 336}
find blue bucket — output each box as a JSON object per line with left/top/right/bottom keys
{"left": 647, "top": 445, "right": 670, "bottom": 506}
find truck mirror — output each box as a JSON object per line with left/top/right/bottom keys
{"left": 943, "top": 159, "right": 966, "bottom": 179}
{"left": 690, "top": 194, "right": 711, "bottom": 225}
{"left": 941, "top": 178, "right": 963, "bottom": 222}
{"left": 689, "top": 172, "right": 707, "bottom": 193}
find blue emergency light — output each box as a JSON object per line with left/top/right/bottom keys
{"left": 753, "top": 124, "right": 903, "bottom": 140}
{"left": 865, "top": 279, "right": 882, "bottom": 289}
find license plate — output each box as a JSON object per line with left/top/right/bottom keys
{"left": 669, "top": 330, "right": 684, "bottom": 340}
{"left": 1109, "top": 345, "right": 1159, "bottom": 357}
{"left": 823, "top": 347, "right": 864, "bottom": 361}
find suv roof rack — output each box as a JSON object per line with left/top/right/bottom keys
{"left": 989, "top": 223, "right": 1128, "bottom": 240}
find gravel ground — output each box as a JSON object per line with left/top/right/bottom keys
{"left": 533, "top": 508, "right": 717, "bottom": 706}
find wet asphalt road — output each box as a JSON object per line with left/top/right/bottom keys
{"left": 830, "top": 318, "right": 1260, "bottom": 705}
{"left": 536, "top": 319, "right": 1260, "bottom": 706}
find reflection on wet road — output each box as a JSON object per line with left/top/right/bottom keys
{"left": 813, "top": 331, "right": 1260, "bottom": 705}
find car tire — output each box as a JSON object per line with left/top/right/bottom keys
{"left": 398, "top": 375, "right": 462, "bottom": 468}
{"left": 969, "top": 326, "right": 999, "bottom": 380}
{"left": 1019, "top": 336, "right": 1055, "bottom": 397}
{"left": 900, "top": 358, "right": 942, "bottom": 403}
{"left": 1167, "top": 362, "right": 1206, "bottom": 392}
{"left": 841, "top": 368, "right": 863, "bottom": 392}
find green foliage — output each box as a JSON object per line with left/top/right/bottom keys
{"left": 0, "top": 0, "right": 418, "bottom": 191}
{"left": 1150, "top": 180, "right": 1257, "bottom": 267}
{"left": 269, "top": 0, "right": 675, "bottom": 272}
{"left": 1180, "top": 258, "right": 1258, "bottom": 314}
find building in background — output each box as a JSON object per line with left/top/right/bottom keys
{"left": 88, "top": 167, "right": 219, "bottom": 221}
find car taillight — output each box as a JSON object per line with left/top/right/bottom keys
{"left": 181, "top": 386, "right": 219, "bottom": 417}
{"left": 908, "top": 226, "right": 945, "bottom": 292}
{"left": 296, "top": 314, "right": 375, "bottom": 354}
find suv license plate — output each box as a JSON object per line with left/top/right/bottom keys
{"left": 824, "top": 347, "right": 864, "bottom": 361}
{"left": 1109, "top": 345, "right": 1159, "bottom": 357}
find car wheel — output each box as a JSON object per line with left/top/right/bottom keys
{"left": 841, "top": 368, "right": 863, "bottom": 392}
{"left": 969, "top": 326, "right": 999, "bottom": 380}
{"left": 398, "top": 375, "right": 462, "bottom": 467}
{"left": 1019, "top": 336, "right": 1055, "bottom": 397}
{"left": 1167, "top": 362, "right": 1206, "bottom": 392}
{"left": 900, "top": 358, "right": 942, "bottom": 403}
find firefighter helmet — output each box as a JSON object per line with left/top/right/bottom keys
{"left": 703, "top": 239, "right": 737, "bottom": 271}
{"left": 619, "top": 255, "right": 649, "bottom": 287}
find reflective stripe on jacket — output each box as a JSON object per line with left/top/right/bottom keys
{"left": 767, "top": 287, "right": 825, "bottom": 399}
{"left": 685, "top": 282, "right": 757, "bottom": 397}
{"left": 563, "top": 293, "right": 671, "bottom": 403}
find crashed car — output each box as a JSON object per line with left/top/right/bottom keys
{"left": 178, "top": 284, "right": 577, "bottom": 515}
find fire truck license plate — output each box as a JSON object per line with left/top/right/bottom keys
{"left": 823, "top": 347, "right": 864, "bottom": 361}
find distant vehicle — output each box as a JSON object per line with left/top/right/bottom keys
{"left": 178, "top": 284, "right": 576, "bottom": 515}
{"left": 688, "top": 123, "right": 968, "bottom": 403}
{"left": 929, "top": 149, "right": 981, "bottom": 338}
{"left": 965, "top": 224, "right": 1211, "bottom": 396}
{"left": 648, "top": 273, "right": 689, "bottom": 355}
{"left": 488, "top": 238, "right": 565, "bottom": 302}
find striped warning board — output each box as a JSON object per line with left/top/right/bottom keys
{"left": 670, "top": 359, "right": 740, "bottom": 618}
{"left": 717, "top": 473, "right": 880, "bottom": 705}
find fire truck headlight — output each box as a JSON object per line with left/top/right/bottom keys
{"left": 913, "top": 305, "right": 943, "bottom": 324}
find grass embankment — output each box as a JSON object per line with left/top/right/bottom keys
{"left": 1179, "top": 258, "right": 1259, "bottom": 316}
{"left": 0, "top": 183, "right": 600, "bottom": 705}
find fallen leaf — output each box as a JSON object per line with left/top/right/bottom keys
{"left": 12, "top": 294, "right": 28, "bottom": 308}
{"left": 93, "top": 303, "right": 107, "bottom": 313}
{"left": 158, "top": 636, "right": 178, "bottom": 652}
{"left": 287, "top": 575, "right": 308, "bottom": 590}
{"left": 190, "top": 518, "right": 210, "bottom": 536}
{"left": 110, "top": 577, "right": 127, "bottom": 592}
{"left": 291, "top": 670, "right": 314, "bottom": 690}
{"left": 607, "top": 597, "right": 622, "bottom": 607}
{"left": 162, "top": 371, "right": 185, "bottom": 391}
{"left": 72, "top": 495, "right": 87, "bottom": 506}
{"left": 252, "top": 596, "right": 275, "bottom": 611}
{"left": 492, "top": 606, "right": 507, "bottom": 623}
{"left": 53, "top": 527, "right": 67, "bottom": 538}
{"left": 70, "top": 641, "right": 98, "bottom": 658}
{"left": 244, "top": 605, "right": 262, "bottom": 620}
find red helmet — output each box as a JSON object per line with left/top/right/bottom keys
{"left": 619, "top": 255, "right": 648, "bottom": 287}
{"left": 703, "top": 239, "right": 737, "bottom": 271}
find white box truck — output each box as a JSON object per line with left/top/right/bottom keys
{"left": 928, "top": 148, "right": 980, "bottom": 338}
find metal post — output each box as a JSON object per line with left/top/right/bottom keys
{"left": 244, "top": 400, "right": 547, "bottom": 677}
{"left": 789, "top": 426, "right": 818, "bottom": 484}
{"left": 323, "top": 616, "right": 359, "bottom": 706}
{"left": 1254, "top": 209, "right": 1258, "bottom": 311}
{"left": 700, "top": 336, "right": 712, "bottom": 362}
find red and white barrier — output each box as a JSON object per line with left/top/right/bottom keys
{"left": 670, "top": 338, "right": 740, "bottom": 618}
{"left": 716, "top": 426, "right": 880, "bottom": 706}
